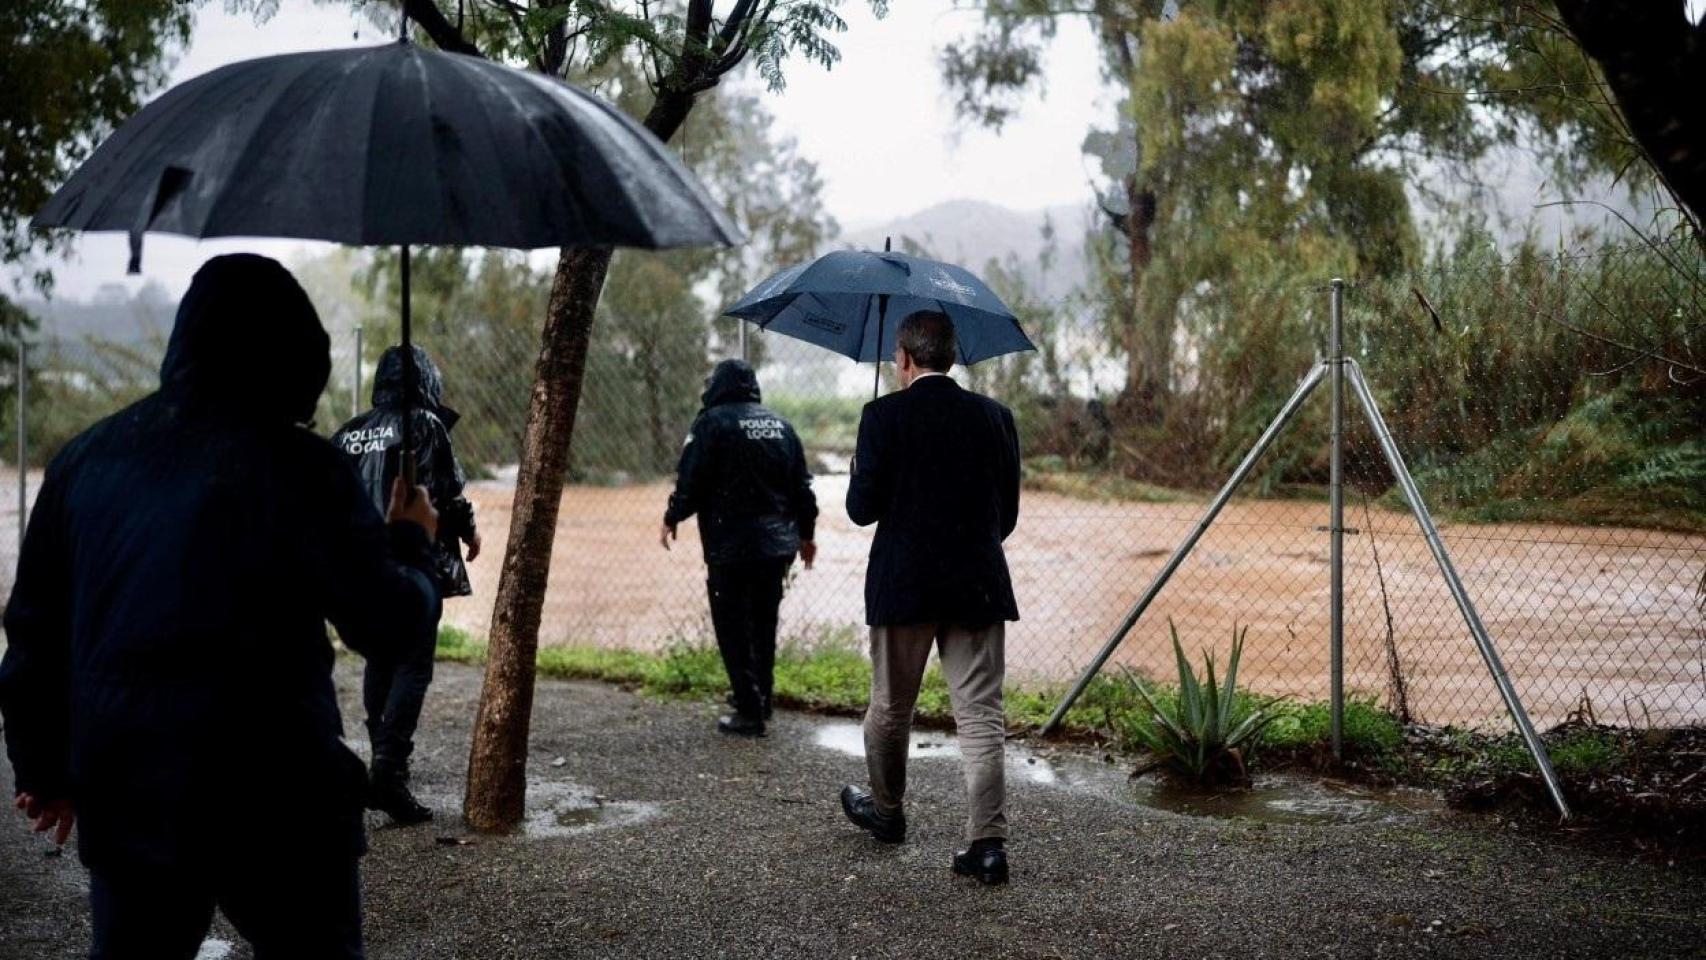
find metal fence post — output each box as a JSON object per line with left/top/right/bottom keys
{"left": 1346, "top": 359, "right": 1572, "bottom": 819}
{"left": 353, "top": 325, "right": 364, "bottom": 418}
{"left": 1329, "top": 278, "right": 1346, "bottom": 757}
{"left": 1042, "top": 361, "right": 1331, "bottom": 734}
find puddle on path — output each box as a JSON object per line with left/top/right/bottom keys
{"left": 520, "top": 781, "right": 663, "bottom": 840}
{"left": 813, "top": 722, "right": 1063, "bottom": 786}
{"left": 813, "top": 721, "right": 1436, "bottom": 826}
{"left": 416, "top": 779, "right": 663, "bottom": 841}
{"left": 1132, "top": 775, "right": 1438, "bottom": 826}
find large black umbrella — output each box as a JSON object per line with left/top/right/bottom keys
{"left": 35, "top": 30, "right": 739, "bottom": 476}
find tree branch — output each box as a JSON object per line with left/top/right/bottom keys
{"left": 403, "top": 0, "right": 485, "bottom": 57}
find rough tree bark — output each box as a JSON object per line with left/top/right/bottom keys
{"left": 462, "top": 245, "right": 612, "bottom": 831}
{"left": 463, "top": 0, "right": 747, "bottom": 832}
{"left": 1120, "top": 175, "right": 1162, "bottom": 419}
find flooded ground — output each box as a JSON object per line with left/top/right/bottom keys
{"left": 450, "top": 475, "right": 1706, "bottom": 729}
{"left": 811, "top": 720, "right": 1436, "bottom": 826}
{"left": 0, "top": 463, "right": 1699, "bottom": 728}
{"left": 7, "top": 662, "right": 1705, "bottom": 960}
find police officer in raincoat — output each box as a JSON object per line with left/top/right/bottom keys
{"left": 661, "top": 359, "right": 818, "bottom": 737}
{"left": 0, "top": 255, "right": 440, "bottom": 958}
{"left": 333, "top": 345, "right": 480, "bottom": 823}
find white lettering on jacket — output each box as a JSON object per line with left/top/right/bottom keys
{"left": 739, "top": 417, "right": 785, "bottom": 441}
{"left": 338, "top": 424, "right": 397, "bottom": 455}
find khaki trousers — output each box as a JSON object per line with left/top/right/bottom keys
{"left": 863, "top": 622, "right": 1008, "bottom": 843}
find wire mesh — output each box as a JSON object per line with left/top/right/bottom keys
{"left": 2, "top": 239, "right": 1702, "bottom": 731}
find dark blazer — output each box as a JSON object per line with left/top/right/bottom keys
{"left": 847, "top": 375, "right": 1020, "bottom": 626}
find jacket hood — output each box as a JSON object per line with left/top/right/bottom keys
{"left": 160, "top": 254, "right": 330, "bottom": 424}
{"left": 372, "top": 344, "right": 458, "bottom": 427}
{"left": 701, "top": 358, "right": 761, "bottom": 408}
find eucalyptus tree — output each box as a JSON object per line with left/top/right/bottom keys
{"left": 383, "top": 0, "right": 877, "bottom": 831}
{"left": 939, "top": 0, "right": 1622, "bottom": 417}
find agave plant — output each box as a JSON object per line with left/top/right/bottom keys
{"left": 1123, "top": 621, "right": 1277, "bottom": 785}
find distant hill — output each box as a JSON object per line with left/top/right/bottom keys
{"left": 841, "top": 199, "right": 1094, "bottom": 303}
{"left": 18, "top": 281, "right": 175, "bottom": 350}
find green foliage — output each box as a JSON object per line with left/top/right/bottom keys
{"left": 767, "top": 393, "right": 864, "bottom": 453}
{"left": 1420, "top": 725, "right": 1629, "bottom": 783}
{"left": 1020, "top": 455, "right": 1182, "bottom": 503}
{"left": 941, "top": 0, "right": 1651, "bottom": 428}
{"left": 1263, "top": 698, "right": 1404, "bottom": 756}
{"left": 435, "top": 623, "right": 484, "bottom": 663}
{"left": 1119, "top": 622, "right": 1279, "bottom": 784}
{"left": 434, "top": 625, "right": 1411, "bottom": 772}
{"left": 1546, "top": 730, "right": 1628, "bottom": 779}
{"left": 1349, "top": 234, "right": 1706, "bottom": 530}
{"left": 337, "top": 70, "right": 838, "bottom": 481}
{"left": 3, "top": 334, "right": 158, "bottom": 469}
{"left": 1, "top": 0, "right": 193, "bottom": 290}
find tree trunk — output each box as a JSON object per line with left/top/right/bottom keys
{"left": 642, "top": 347, "right": 668, "bottom": 474}
{"left": 463, "top": 244, "right": 613, "bottom": 832}
{"left": 1118, "top": 173, "right": 1164, "bottom": 421}
{"left": 462, "top": 78, "right": 705, "bottom": 833}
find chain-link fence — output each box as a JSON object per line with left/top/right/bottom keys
{"left": 4, "top": 240, "right": 1703, "bottom": 731}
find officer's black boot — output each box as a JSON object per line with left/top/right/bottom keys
{"left": 369, "top": 759, "right": 432, "bottom": 826}
{"left": 717, "top": 712, "right": 767, "bottom": 737}
{"left": 725, "top": 691, "right": 774, "bottom": 720}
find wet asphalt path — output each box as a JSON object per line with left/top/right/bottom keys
{"left": 4, "top": 661, "right": 1704, "bottom": 959}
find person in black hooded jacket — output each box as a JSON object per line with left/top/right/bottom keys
{"left": 661, "top": 359, "right": 817, "bottom": 737}
{"left": 0, "top": 254, "right": 440, "bottom": 959}
{"left": 332, "top": 345, "right": 479, "bottom": 824}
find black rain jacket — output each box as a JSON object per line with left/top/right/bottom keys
{"left": 332, "top": 345, "right": 476, "bottom": 596}
{"left": 664, "top": 359, "right": 818, "bottom": 566}
{"left": 0, "top": 254, "right": 440, "bottom": 871}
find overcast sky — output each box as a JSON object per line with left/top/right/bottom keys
{"left": 16, "top": 0, "right": 1113, "bottom": 300}
{"left": 25, "top": 1, "right": 1701, "bottom": 301}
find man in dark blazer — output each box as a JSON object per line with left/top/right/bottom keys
{"left": 837, "top": 309, "right": 1021, "bottom": 886}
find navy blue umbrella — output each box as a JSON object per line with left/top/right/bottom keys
{"left": 723, "top": 243, "right": 1035, "bottom": 396}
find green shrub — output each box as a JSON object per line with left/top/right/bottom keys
{"left": 435, "top": 623, "right": 485, "bottom": 663}
{"left": 1264, "top": 697, "right": 1404, "bottom": 756}
{"left": 1120, "top": 622, "right": 1279, "bottom": 784}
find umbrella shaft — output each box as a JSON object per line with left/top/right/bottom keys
{"left": 872, "top": 294, "right": 889, "bottom": 400}
{"left": 399, "top": 244, "right": 417, "bottom": 487}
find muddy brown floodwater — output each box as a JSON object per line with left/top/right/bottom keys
{"left": 450, "top": 475, "right": 1706, "bottom": 730}
{"left": 0, "top": 463, "right": 1697, "bottom": 730}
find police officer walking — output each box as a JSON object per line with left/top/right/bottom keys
{"left": 661, "top": 359, "right": 818, "bottom": 738}
{"left": 333, "top": 345, "right": 481, "bottom": 824}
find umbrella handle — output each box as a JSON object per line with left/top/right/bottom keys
{"left": 872, "top": 293, "right": 889, "bottom": 400}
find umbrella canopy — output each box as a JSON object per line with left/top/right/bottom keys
{"left": 34, "top": 40, "right": 740, "bottom": 264}
{"left": 35, "top": 38, "right": 739, "bottom": 477}
{"left": 723, "top": 249, "right": 1034, "bottom": 367}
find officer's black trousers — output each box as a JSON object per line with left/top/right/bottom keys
{"left": 706, "top": 557, "right": 791, "bottom": 718}
{"left": 363, "top": 604, "right": 440, "bottom": 780}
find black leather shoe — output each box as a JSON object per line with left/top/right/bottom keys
{"left": 369, "top": 777, "right": 433, "bottom": 826}
{"left": 717, "top": 714, "right": 767, "bottom": 737}
{"left": 952, "top": 845, "right": 1009, "bottom": 886}
{"left": 839, "top": 785, "right": 906, "bottom": 844}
